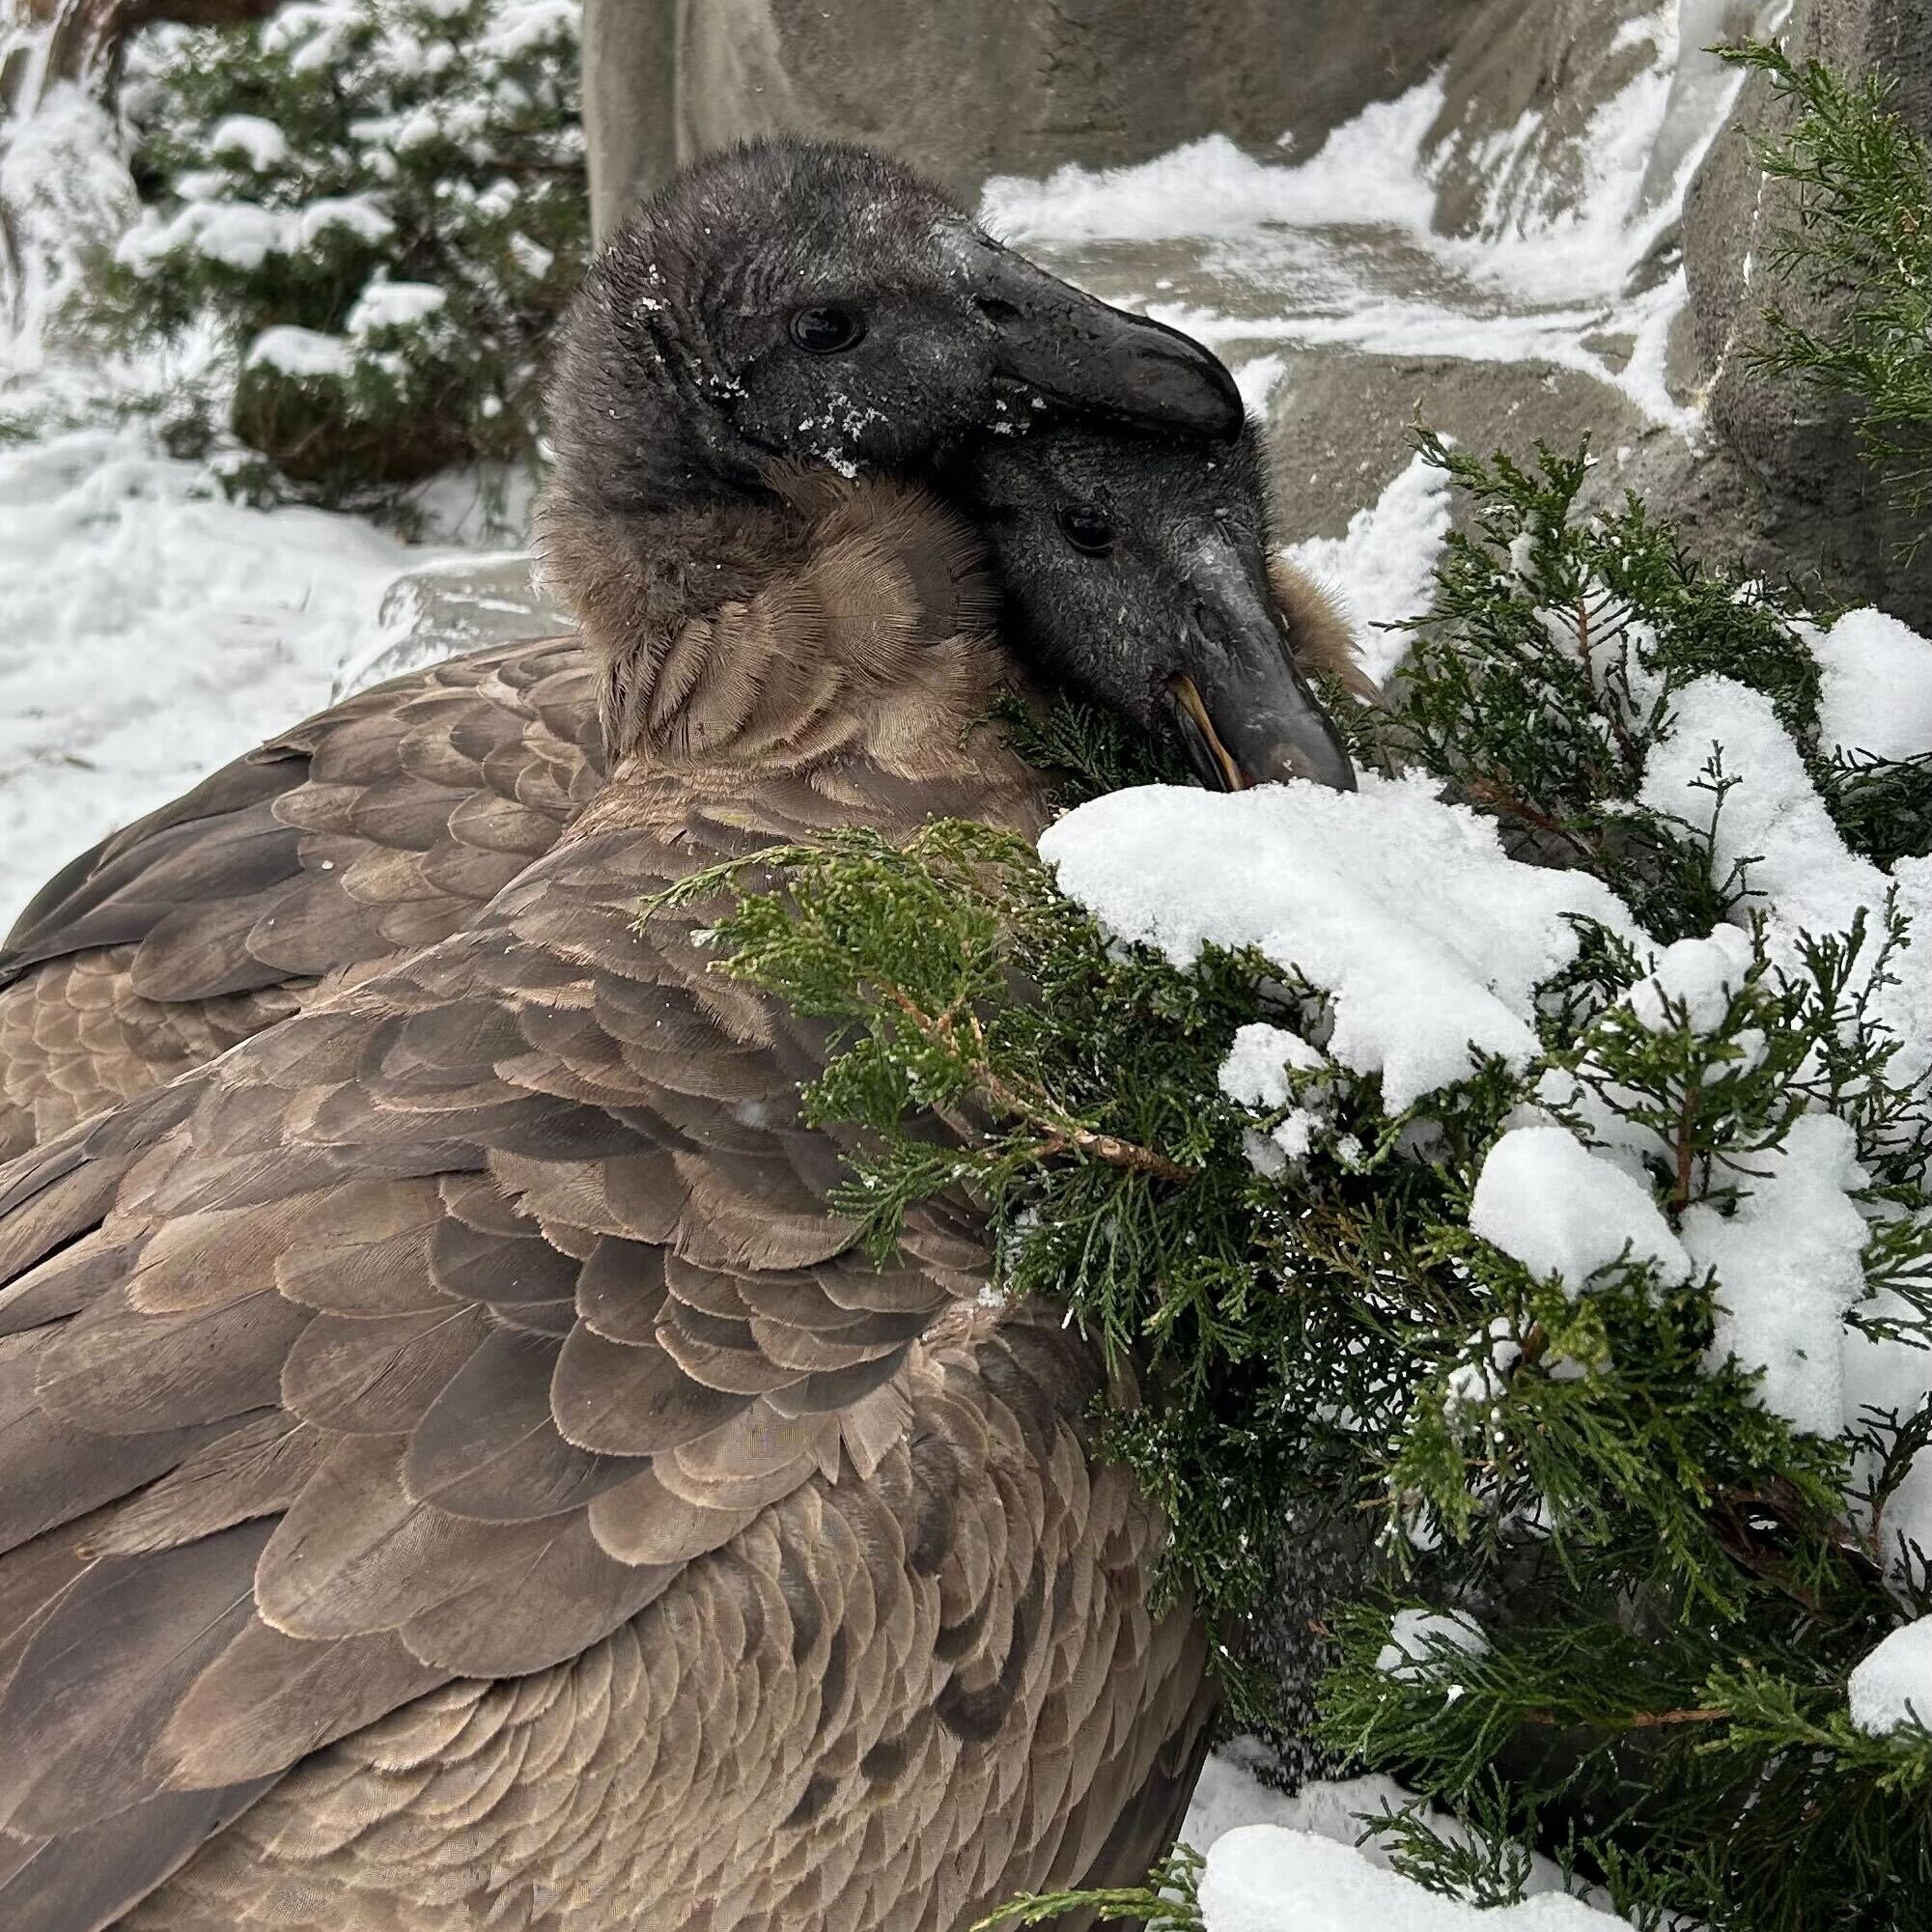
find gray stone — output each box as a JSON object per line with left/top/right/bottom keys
{"left": 1682, "top": 0, "right": 1932, "bottom": 626}
{"left": 583, "top": 0, "right": 1481, "bottom": 236}
{"left": 331, "top": 553, "right": 570, "bottom": 701}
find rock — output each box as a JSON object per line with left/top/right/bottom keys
{"left": 1682, "top": 0, "right": 1932, "bottom": 626}
{"left": 582, "top": 0, "right": 1481, "bottom": 235}
{"left": 331, "top": 552, "right": 569, "bottom": 700}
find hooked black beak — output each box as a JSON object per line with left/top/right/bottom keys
{"left": 940, "top": 224, "right": 1242, "bottom": 441}
{"left": 1166, "top": 540, "right": 1358, "bottom": 793}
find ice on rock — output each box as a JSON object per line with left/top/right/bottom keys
{"left": 1470, "top": 1126, "right": 1690, "bottom": 1293}
{"left": 1041, "top": 774, "right": 1636, "bottom": 1113}
{"left": 1809, "top": 608, "right": 1932, "bottom": 763}
{"left": 1374, "top": 1608, "right": 1488, "bottom": 1682}
{"left": 1199, "top": 1828, "right": 1627, "bottom": 1932}
{"left": 1848, "top": 1615, "right": 1932, "bottom": 1737}
{"left": 1682, "top": 1114, "right": 1870, "bottom": 1439}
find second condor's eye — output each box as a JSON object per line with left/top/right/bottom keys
{"left": 789, "top": 305, "right": 866, "bottom": 354}
{"left": 1056, "top": 504, "right": 1115, "bottom": 555}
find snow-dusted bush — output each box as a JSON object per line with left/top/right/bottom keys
{"left": 660, "top": 435, "right": 1932, "bottom": 1930}
{"left": 74, "top": 0, "right": 584, "bottom": 508}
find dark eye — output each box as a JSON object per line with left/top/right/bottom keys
{"left": 1056, "top": 503, "right": 1115, "bottom": 555}
{"left": 788, "top": 305, "right": 866, "bottom": 354}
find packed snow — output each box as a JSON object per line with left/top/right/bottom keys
{"left": 1848, "top": 1616, "right": 1932, "bottom": 1737}
{"left": 1041, "top": 773, "right": 1635, "bottom": 1112}
{"left": 1470, "top": 1126, "right": 1692, "bottom": 1294}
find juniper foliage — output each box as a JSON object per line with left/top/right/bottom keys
{"left": 648, "top": 435, "right": 1932, "bottom": 1926}
{"left": 70, "top": 0, "right": 584, "bottom": 517}
{"left": 1721, "top": 39, "right": 1932, "bottom": 550}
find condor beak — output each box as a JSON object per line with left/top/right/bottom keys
{"left": 1166, "top": 538, "right": 1357, "bottom": 793}
{"left": 940, "top": 224, "right": 1242, "bottom": 440}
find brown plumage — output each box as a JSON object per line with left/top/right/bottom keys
{"left": 0, "top": 560, "right": 1367, "bottom": 1159}
{"left": 0, "top": 556, "right": 1363, "bottom": 1161}
{"left": 0, "top": 471, "right": 1218, "bottom": 1931}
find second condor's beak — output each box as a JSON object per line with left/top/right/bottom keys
{"left": 1166, "top": 537, "right": 1358, "bottom": 793}
{"left": 939, "top": 224, "right": 1243, "bottom": 441}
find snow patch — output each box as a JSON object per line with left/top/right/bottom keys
{"left": 1199, "top": 1827, "right": 1626, "bottom": 1931}
{"left": 1472, "top": 1125, "right": 1692, "bottom": 1293}
{"left": 1374, "top": 1608, "right": 1489, "bottom": 1682}
{"left": 245, "top": 324, "right": 353, "bottom": 378}
{"left": 348, "top": 279, "right": 449, "bottom": 334}
{"left": 0, "top": 426, "right": 413, "bottom": 931}
{"left": 1682, "top": 1114, "right": 1871, "bottom": 1439}
{"left": 1042, "top": 775, "right": 1635, "bottom": 1112}
{"left": 1809, "top": 607, "right": 1932, "bottom": 763}
{"left": 1281, "top": 452, "right": 1454, "bottom": 685}
{"left": 1848, "top": 1616, "right": 1932, "bottom": 1736}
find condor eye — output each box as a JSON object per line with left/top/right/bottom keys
{"left": 788, "top": 305, "right": 866, "bottom": 354}
{"left": 1056, "top": 503, "right": 1115, "bottom": 555}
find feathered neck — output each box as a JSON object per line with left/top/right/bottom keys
{"left": 539, "top": 470, "right": 1024, "bottom": 787}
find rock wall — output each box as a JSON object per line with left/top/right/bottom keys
{"left": 583, "top": 0, "right": 1479, "bottom": 234}
{"left": 1683, "top": 0, "right": 1932, "bottom": 626}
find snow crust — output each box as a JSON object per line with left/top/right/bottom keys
{"left": 1848, "top": 1615, "right": 1932, "bottom": 1736}
{"left": 1471, "top": 1126, "right": 1691, "bottom": 1294}
{"left": 1042, "top": 775, "right": 1633, "bottom": 1112}
{"left": 1809, "top": 607, "right": 1932, "bottom": 762}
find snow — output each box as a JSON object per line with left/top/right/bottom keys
{"left": 1374, "top": 1608, "right": 1489, "bottom": 1682}
{"left": 1809, "top": 607, "right": 1932, "bottom": 763}
{"left": 981, "top": 6, "right": 1753, "bottom": 434}
{"left": 1641, "top": 675, "right": 1932, "bottom": 1084}
{"left": 0, "top": 426, "right": 413, "bottom": 930}
{"left": 1280, "top": 452, "right": 1455, "bottom": 685}
{"left": 295, "top": 195, "right": 397, "bottom": 248}
{"left": 1219, "top": 1022, "right": 1326, "bottom": 1109}
{"left": 120, "top": 198, "right": 286, "bottom": 273}
{"left": 1199, "top": 1829, "right": 1626, "bottom": 1932}
{"left": 1682, "top": 1114, "right": 1871, "bottom": 1439}
{"left": 1626, "top": 926, "right": 1754, "bottom": 1035}
{"left": 1470, "top": 1126, "right": 1692, "bottom": 1293}
{"left": 207, "top": 114, "right": 289, "bottom": 171}
{"left": 348, "top": 279, "right": 449, "bottom": 334}
{"left": 1218, "top": 1022, "right": 1330, "bottom": 1171}
{"left": 245, "top": 324, "right": 354, "bottom": 378}
{"left": 1848, "top": 1615, "right": 1932, "bottom": 1736}
{"left": 1042, "top": 774, "right": 1636, "bottom": 1112}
